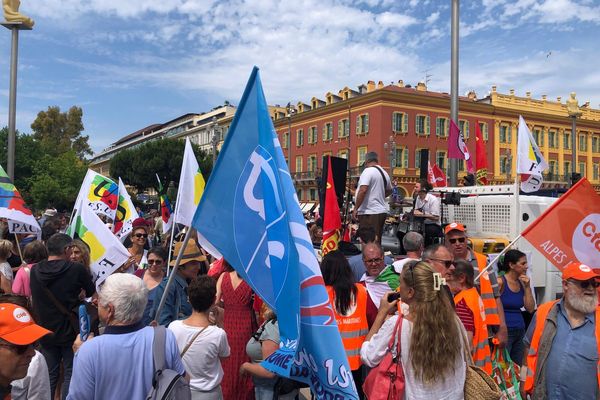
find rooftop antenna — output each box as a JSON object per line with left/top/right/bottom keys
{"left": 423, "top": 68, "right": 433, "bottom": 86}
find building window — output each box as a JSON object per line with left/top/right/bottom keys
{"left": 307, "top": 154, "right": 317, "bottom": 172}
{"left": 548, "top": 130, "right": 557, "bottom": 149}
{"left": 309, "top": 188, "right": 318, "bottom": 201}
{"left": 415, "top": 148, "right": 422, "bottom": 169}
{"left": 563, "top": 161, "right": 571, "bottom": 175}
{"left": 436, "top": 150, "right": 447, "bottom": 171}
{"left": 564, "top": 131, "right": 571, "bottom": 150}
{"left": 393, "top": 147, "right": 409, "bottom": 168}
{"left": 295, "top": 156, "right": 303, "bottom": 173}
{"left": 392, "top": 112, "right": 408, "bottom": 133}
{"left": 338, "top": 119, "right": 350, "bottom": 138}
{"left": 458, "top": 159, "right": 465, "bottom": 172}
{"left": 322, "top": 123, "right": 333, "bottom": 142}
{"left": 548, "top": 160, "right": 557, "bottom": 175}
{"left": 296, "top": 188, "right": 303, "bottom": 201}
{"left": 579, "top": 162, "right": 586, "bottom": 176}
{"left": 592, "top": 135, "right": 600, "bottom": 153}
{"left": 593, "top": 163, "right": 599, "bottom": 180}
{"left": 436, "top": 117, "right": 448, "bottom": 137}
{"left": 296, "top": 129, "right": 304, "bottom": 147}
{"left": 533, "top": 128, "right": 544, "bottom": 147}
{"left": 500, "top": 124, "right": 512, "bottom": 144}
{"left": 459, "top": 120, "right": 470, "bottom": 139}
{"left": 478, "top": 122, "right": 489, "bottom": 141}
{"left": 416, "top": 115, "right": 430, "bottom": 135}
{"left": 579, "top": 134, "right": 588, "bottom": 151}
{"left": 357, "top": 146, "right": 368, "bottom": 166}
{"left": 500, "top": 156, "right": 508, "bottom": 174}
{"left": 338, "top": 149, "right": 348, "bottom": 159}
{"left": 356, "top": 114, "right": 369, "bottom": 134}
{"left": 308, "top": 126, "right": 317, "bottom": 144}
{"left": 282, "top": 132, "right": 289, "bottom": 149}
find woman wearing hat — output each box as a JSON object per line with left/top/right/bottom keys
{"left": 120, "top": 218, "right": 149, "bottom": 274}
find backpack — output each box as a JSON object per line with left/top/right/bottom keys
{"left": 146, "top": 326, "right": 191, "bottom": 400}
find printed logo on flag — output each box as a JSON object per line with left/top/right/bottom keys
{"left": 86, "top": 176, "right": 118, "bottom": 216}
{"left": 71, "top": 215, "right": 107, "bottom": 263}
{"left": 0, "top": 177, "right": 33, "bottom": 215}
{"left": 572, "top": 213, "right": 600, "bottom": 265}
{"left": 194, "top": 168, "right": 205, "bottom": 205}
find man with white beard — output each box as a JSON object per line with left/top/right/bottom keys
{"left": 520, "top": 262, "right": 599, "bottom": 400}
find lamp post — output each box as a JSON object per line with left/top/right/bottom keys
{"left": 505, "top": 150, "right": 513, "bottom": 183}
{"left": 566, "top": 92, "right": 582, "bottom": 186}
{"left": 448, "top": 0, "right": 460, "bottom": 187}
{"left": 286, "top": 102, "right": 296, "bottom": 177}
{"left": 384, "top": 135, "right": 397, "bottom": 175}
{"left": 210, "top": 116, "right": 220, "bottom": 166}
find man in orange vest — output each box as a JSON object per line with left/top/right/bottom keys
{"left": 448, "top": 260, "right": 493, "bottom": 374}
{"left": 445, "top": 222, "right": 508, "bottom": 346}
{"left": 521, "top": 262, "right": 599, "bottom": 400}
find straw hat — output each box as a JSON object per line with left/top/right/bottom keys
{"left": 170, "top": 238, "right": 206, "bottom": 266}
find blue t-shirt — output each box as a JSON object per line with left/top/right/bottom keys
{"left": 524, "top": 300, "right": 598, "bottom": 400}
{"left": 67, "top": 324, "right": 186, "bottom": 400}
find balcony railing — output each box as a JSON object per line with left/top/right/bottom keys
{"left": 542, "top": 172, "right": 570, "bottom": 182}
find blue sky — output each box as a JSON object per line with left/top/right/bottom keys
{"left": 1, "top": 0, "right": 599, "bottom": 155}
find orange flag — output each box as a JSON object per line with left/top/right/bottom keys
{"left": 521, "top": 178, "right": 600, "bottom": 270}
{"left": 475, "top": 122, "right": 488, "bottom": 185}
{"left": 321, "top": 157, "right": 342, "bottom": 256}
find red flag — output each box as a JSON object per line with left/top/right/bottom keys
{"left": 321, "top": 157, "right": 342, "bottom": 255}
{"left": 475, "top": 122, "right": 489, "bottom": 185}
{"left": 521, "top": 178, "right": 600, "bottom": 270}
{"left": 428, "top": 161, "right": 447, "bottom": 187}
{"left": 449, "top": 120, "right": 475, "bottom": 173}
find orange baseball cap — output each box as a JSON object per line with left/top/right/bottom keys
{"left": 562, "top": 262, "right": 600, "bottom": 281}
{"left": 0, "top": 303, "right": 52, "bottom": 345}
{"left": 444, "top": 222, "right": 466, "bottom": 235}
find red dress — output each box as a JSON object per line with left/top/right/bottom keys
{"left": 221, "top": 272, "right": 256, "bottom": 400}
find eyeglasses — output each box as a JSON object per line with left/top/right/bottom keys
{"left": 567, "top": 279, "right": 600, "bottom": 289}
{"left": 0, "top": 343, "right": 33, "bottom": 355}
{"left": 134, "top": 233, "right": 148, "bottom": 239}
{"left": 364, "top": 257, "right": 383, "bottom": 265}
{"left": 429, "top": 258, "right": 454, "bottom": 269}
{"left": 448, "top": 237, "right": 466, "bottom": 244}
{"left": 147, "top": 259, "right": 163, "bottom": 265}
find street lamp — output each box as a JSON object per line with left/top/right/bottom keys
{"left": 286, "top": 102, "right": 296, "bottom": 176}
{"left": 384, "top": 135, "right": 397, "bottom": 174}
{"left": 566, "top": 92, "right": 583, "bottom": 186}
{"left": 210, "top": 116, "right": 220, "bottom": 166}
{"left": 505, "top": 149, "right": 513, "bottom": 183}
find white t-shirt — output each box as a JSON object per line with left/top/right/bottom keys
{"left": 168, "top": 320, "right": 230, "bottom": 391}
{"left": 0, "top": 261, "right": 13, "bottom": 282}
{"left": 414, "top": 193, "right": 441, "bottom": 225}
{"left": 11, "top": 350, "right": 51, "bottom": 400}
{"left": 356, "top": 166, "right": 391, "bottom": 215}
{"left": 361, "top": 315, "right": 466, "bottom": 400}
{"left": 392, "top": 257, "right": 419, "bottom": 274}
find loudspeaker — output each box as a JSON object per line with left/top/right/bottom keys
{"left": 319, "top": 156, "right": 348, "bottom": 218}
{"left": 419, "top": 149, "right": 429, "bottom": 180}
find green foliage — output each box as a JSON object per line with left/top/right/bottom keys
{"left": 110, "top": 138, "right": 212, "bottom": 195}
{"left": 30, "top": 105, "right": 92, "bottom": 159}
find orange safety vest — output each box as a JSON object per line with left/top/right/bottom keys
{"left": 474, "top": 251, "right": 500, "bottom": 326}
{"left": 455, "top": 287, "right": 493, "bottom": 375}
{"left": 524, "top": 300, "right": 600, "bottom": 395}
{"left": 326, "top": 284, "right": 369, "bottom": 370}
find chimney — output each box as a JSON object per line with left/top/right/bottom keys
{"left": 377, "top": 81, "right": 384, "bottom": 89}
{"left": 526, "top": 91, "right": 531, "bottom": 98}
{"left": 367, "top": 81, "right": 376, "bottom": 92}
{"left": 542, "top": 94, "right": 547, "bottom": 101}
{"left": 491, "top": 85, "right": 497, "bottom": 93}
{"left": 416, "top": 81, "right": 427, "bottom": 91}
{"left": 557, "top": 96, "right": 562, "bottom": 103}
{"left": 509, "top": 89, "right": 515, "bottom": 96}
{"left": 467, "top": 90, "right": 477, "bottom": 100}
{"left": 397, "top": 80, "right": 404, "bottom": 87}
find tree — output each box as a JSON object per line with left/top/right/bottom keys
{"left": 30, "top": 106, "right": 92, "bottom": 159}
{"left": 110, "top": 138, "right": 212, "bottom": 196}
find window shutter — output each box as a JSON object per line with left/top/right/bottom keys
{"left": 403, "top": 113, "right": 408, "bottom": 133}
{"left": 365, "top": 115, "right": 369, "bottom": 133}
{"left": 508, "top": 125, "right": 512, "bottom": 143}
{"left": 415, "top": 115, "right": 419, "bottom": 134}
{"left": 403, "top": 148, "right": 409, "bottom": 168}
{"left": 338, "top": 121, "right": 342, "bottom": 138}
{"left": 436, "top": 118, "right": 440, "bottom": 137}
{"left": 426, "top": 116, "right": 430, "bottom": 135}
{"left": 356, "top": 116, "right": 361, "bottom": 134}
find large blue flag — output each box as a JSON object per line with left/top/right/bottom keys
{"left": 192, "top": 67, "right": 357, "bottom": 399}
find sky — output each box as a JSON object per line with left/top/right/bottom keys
{"left": 1, "top": 0, "right": 599, "bottom": 155}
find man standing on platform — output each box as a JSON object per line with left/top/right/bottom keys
{"left": 352, "top": 152, "right": 392, "bottom": 245}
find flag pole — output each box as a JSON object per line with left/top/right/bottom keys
{"left": 153, "top": 226, "right": 193, "bottom": 324}
{"left": 475, "top": 234, "right": 522, "bottom": 283}
{"left": 165, "top": 223, "right": 177, "bottom": 276}
{"left": 13, "top": 234, "right": 24, "bottom": 261}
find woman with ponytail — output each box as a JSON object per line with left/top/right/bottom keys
{"left": 360, "top": 261, "right": 467, "bottom": 399}
{"left": 321, "top": 250, "right": 369, "bottom": 399}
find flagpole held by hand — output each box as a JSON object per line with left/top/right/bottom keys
{"left": 153, "top": 226, "right": 194, "bottom": 325}
{"left": 474, "top": 234, "right": 522, "bottom": 283}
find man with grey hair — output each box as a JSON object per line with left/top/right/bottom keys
{"left": 67, "top": 274, "right": 187, "bottom": 400}
{"left": 352, "top": 152, "right": 392, "bottom": 245}
{"left": 392, "top": 231, "right": 424, "bottom": 273}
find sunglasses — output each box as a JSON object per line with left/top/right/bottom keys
{"left": 448, "top": 237, "right": 466, "bottom": 244}
{"left": 147, "top": 259, "right": 163, "bottom": 265}
{"left": 134, "top": 233, "right": 148, "bottom": 239}
{"left": 364, "top": 257, "right": 383, "bottom": 264}
{"left": 0, "top": 342, "right": 33, "bottom": 355}
{"left": 568, "top": 279, "right": 600, "bottom": 289}
{"left": 430, "top": 258, "right": 454, "bottom": 269}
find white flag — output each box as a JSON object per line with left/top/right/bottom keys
{"left": 67, "top": 201, "right": 130, "bottom": 287}
{"left": 74, "top": 169, "right": 119, "bottom": 220}
{"left": 517, "top": 116, "right": 548, "bottom": 192}
{"left": 174, "top": 138, "right": 205, "bottom": 226}
{"left": 113, "top": 178, "right": 140, "bottom": 241}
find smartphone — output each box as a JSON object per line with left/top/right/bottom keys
{"left": 387, "top": 292, "right": 401, "bottom": 302}
{"left": 79, "top": 304, "right": 90, "bottom": 341}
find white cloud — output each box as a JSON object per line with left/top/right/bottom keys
{"left": 426, "top": 11, "right": 440, "bottom": 24}
{"left": 533, "top": 0, "right": 600, "bottom": 23}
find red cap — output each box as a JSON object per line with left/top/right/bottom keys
{"left": 0, "top": 303, "right": 52, "bottom": 345}
{"left": 562, "top": 262, "right": 600, "bottom": 281}
{"left": 131, "top": 217, "right": 149, "bottom": 232}
{"left": 444, "top": 222, "right": 466, "bottom": 235}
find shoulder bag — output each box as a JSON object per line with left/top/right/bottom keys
{"left": 363, "top": 316, "right": 405, "bottom": 400}
{"left": 461, "top": 324, "right": 501, "bottom": 400}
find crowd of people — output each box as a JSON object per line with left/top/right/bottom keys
{"left": 0, "top": 181, "right": 598, "bottom": 400}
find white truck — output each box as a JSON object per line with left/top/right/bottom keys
{"left": 435, "top": 184, "right": 562, "bottom": 304}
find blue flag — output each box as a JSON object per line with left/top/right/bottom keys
{"left": 191, "top": 67, "right": 357, "bottom": 399}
